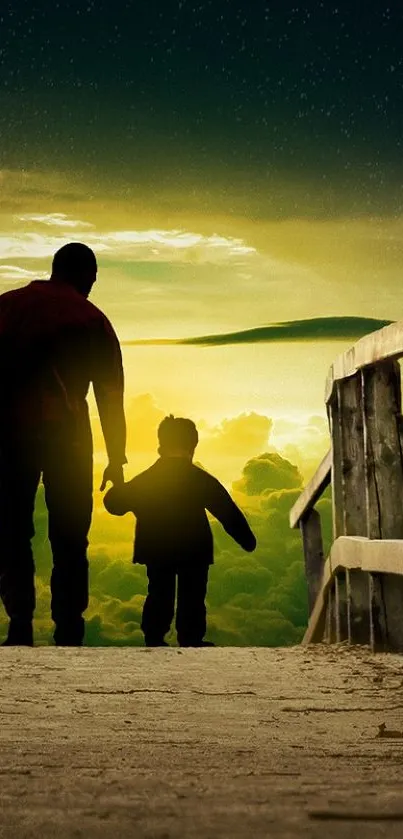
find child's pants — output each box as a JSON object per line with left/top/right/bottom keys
{"left": 142, "top": 561, "right": 210, "bottom": 645}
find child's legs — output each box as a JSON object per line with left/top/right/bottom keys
{"left": 141, "top": 564, "right": 176, "bottom": 643}
{"left": 175, "top": 561, "right": 209, "bottom": 646}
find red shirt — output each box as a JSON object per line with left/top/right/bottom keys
{"left": 0, "top": 280, "right": 126, "bottom": 464}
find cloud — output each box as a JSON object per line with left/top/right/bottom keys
{"left": 123, "top": 316, "right": 393, "bottom": 347}
{"left": 124, "top": 393, "right": 166, "bottom": 453}
{"left": 17, "top": 213, "right": 95, "bottom": 229}
{"left": 233, "top": 452, "right": 303, "bottom": 496}
{"left": 92, "top": 397, "right": 274, "bottom": 472}
{"left": 0, "top": 218, "right": 257, "bottom": 266}
{"left": 271, "top": 415, "right": 330, "bottom": 483}
{"left": 0, "top": 232, "right": 110, "bottom": 260}
{"left": 198, "top": 412, "right": 272, "bottom": 460}
{"left": 97, "top": 229, "right": 256, "bottom": 262}
{"left": 0, "top": 264, "right": 48, "bottom": 283}
{"left": 91, "top": 392, "right": 165, "bottom": 459}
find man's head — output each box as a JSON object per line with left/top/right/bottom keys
{"left": 157, "top": 415, "right": 199, "bottom": 459}
{"left": 51, "top": 242, "right": 97, "bottom": 297}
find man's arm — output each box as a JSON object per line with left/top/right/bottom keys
{"left": 92, "top": 314, "right": 127, "bottom": 486}
{"left": 204, "top": 475, "right": 256, "bottom": 552}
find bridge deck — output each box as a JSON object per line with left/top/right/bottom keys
{"left": 1, "top": 645, "right": 403, "bottom": 838}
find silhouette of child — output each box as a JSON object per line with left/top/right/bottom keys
{"left": 104, "top": 415, "right": 256, "bottom": 647}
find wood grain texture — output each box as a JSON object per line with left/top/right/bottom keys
{"left": 325, "top": 320, "right": 403, "bottom": 403}
{"left": 289, "top": 449, "right": 331, "bottom": 528}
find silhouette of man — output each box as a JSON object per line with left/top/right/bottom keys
{"left": 104, "top": 415, "right": 256, "bottom": 647}
{"left": 0, "top": 242, "right": 127, "bottom": 646}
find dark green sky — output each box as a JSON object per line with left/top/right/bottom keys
{"left": 1, "top": 1, "right": 402, "bottom": 217}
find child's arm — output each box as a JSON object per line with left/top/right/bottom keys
{"left": 205, "top": 476, "right": 256, "bottom": 552}
{"left": 103, "top": 478, "right": 139, "bottom": 516}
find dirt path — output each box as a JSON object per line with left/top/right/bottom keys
{"left": 1, "top": 644, "right": 403, "bottom": 838}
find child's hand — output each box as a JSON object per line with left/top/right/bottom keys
{"left": 100, "top": 463, "right": 124, "bottom": 491}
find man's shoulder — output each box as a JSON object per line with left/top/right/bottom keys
{"left": 79, "top": 296, "right": 109, "bottom": 324}
{"left": 0, "top": 281, "right": 105, "bottom": 320}
{"left": 0, "top": 284, "right": 30, "bottom": 304}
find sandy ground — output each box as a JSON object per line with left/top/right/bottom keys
{"left": 1, "top": 644, "right": 403, "bottom": 839}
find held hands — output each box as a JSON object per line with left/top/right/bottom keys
{"left": 100, "top": 463, "right": 125, "bottom": 492}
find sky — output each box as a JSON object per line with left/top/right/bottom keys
{"left": 0, "top": 1, "right": 402, "bottom": 643}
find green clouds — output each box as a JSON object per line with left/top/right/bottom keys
{"left": 233, "top": 452, "right": 302, "bottom": 495}
{"left": 123, "top": 317, "right": 392, "bottom": 347}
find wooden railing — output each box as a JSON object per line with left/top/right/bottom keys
{"left": 290, "top": 321, "right": 403, "bottom": 650}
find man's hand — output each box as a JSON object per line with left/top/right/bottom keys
{"left": 100, "top": 463, "right": 124, "bottom": 492}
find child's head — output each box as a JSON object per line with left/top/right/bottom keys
{"left": 157, "top": 415, "right": 198, "bottom": 459}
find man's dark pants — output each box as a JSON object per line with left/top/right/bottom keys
{"left": 0, "top": 425, "right": 93, "bottom": 644}
{"left": 141, "top": 561, "right": 210, "bottom": 646}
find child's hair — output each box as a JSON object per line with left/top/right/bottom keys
{"left": 158, "top": 415, "right": 199, "bottom": 453}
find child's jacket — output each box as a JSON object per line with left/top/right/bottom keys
{"left": 104, "top": 456, "right": 256, "bottom": 565}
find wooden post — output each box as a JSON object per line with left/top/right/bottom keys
{"left": 340, "top": 374, "right": 367, "bottom": 535}
{"left": 334, "top": 575, "right": 341, "bottom": 642}
{"left": 328, "top": 386, "right": 344, "bottom": 540}
{"left": 362, "top": 360, "right": 403, "bottom": 649}
{"left": 325, "top": 587, "right": 332, "bottom": 643}
{"left": 329, "top": 372, "right": 367, "bottom": 538}
{"left": 362, "top": 360, "right": 403, "bottom": 539}
{"left": 348, "top": 570, "right": 372, "bottom": 644}
{"left": 371, "top": 573, "right": 388, "bottom": 650}
{"left": 328, "top": 373, "right": 367, "bottom": 644}
{"left": 346, "top": 568, "right": 352, "bottom": 643}
{"left": 368, "top": 573, "right": 375, "bottom": 651}
{"left": 336, "top": 572, "right": 349, "bottom": 642}
{"left": 378, "top": 573, "right": 403, "bottom": 650}
{"left": 300, "top": 509, "right": 325, "bottom": 615}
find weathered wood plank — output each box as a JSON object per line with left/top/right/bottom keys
{"left": 361, "top": 367, "right": 380, "bottom": 539}
{"left": 346, "top": 568, "right": 352, "bottom": 643}
{"left": 289, "top": 449, "right": 331, "bottom": 529}
{"left": 362, "top": 360, "right": 403, "bottom": 539}
{"left": 300, "top": 509, "right": 325, "bottom": 614}
{"left": 371, "top": 574, "right": 388, "bottom": 650}
{"left": 335, "top": 572, "right": 349, "bottom": 642}
{"left": 380, "top": 574, "right": 403, "bottom": 649}
{"left": 348, "top": 570, "right": 372, "bottom": 645}
{"left": 329, "top": 385, "right": 344, "bottom": 539}
{"left": 334, "top": 575, "right": 341, "bottom": 642}
{"left": 301, "top": 557, "right": 333, "bottom": 645}
{"left": 339, "top": 372, "right": 367, "bottom": 536}
{"left": 302, "top": 536, "right": 403, "bottom": 645}
{"left": 331, "top": 535, "right": 403, "bottom": 575}
{"left": 325, "top": 319, "right": 402, "bottom": 404}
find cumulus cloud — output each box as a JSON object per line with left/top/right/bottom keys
{"left": 271, "top": 414, "right": 331, "bottom": 482}
{"left": 124, "top": 393, "right": 166, "bottom": 452}
{"left": 91, "top": 397, "right": 274, "bottom": 476}
{"left": 198, "top": 412, "right": 272, "bottom": 460}
{"left": 233, "top": 452, "right": 303, "bottom": 496}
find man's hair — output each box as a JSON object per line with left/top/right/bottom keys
{"left": 52, "top": 242, "right": 97, "bottom": 283}
{"left": 157, "top": 415, "right": 199, "bottom": 453}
